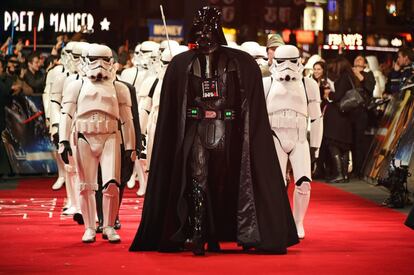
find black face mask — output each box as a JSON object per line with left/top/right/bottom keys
{"left": 188, "top": 6, "right": 227, "bottom": 52}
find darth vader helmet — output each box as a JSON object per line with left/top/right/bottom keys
{"left": 188, "top": 6, "right": 227, "bottom": 52}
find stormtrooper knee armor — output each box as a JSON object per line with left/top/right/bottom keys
{"left": 59, "top": 44, "right": 136, "bottom": 243}
{"left": 266, "top": 45, "right": 323, "bottom": 239}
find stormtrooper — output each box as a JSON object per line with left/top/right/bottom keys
{"left": 48, "top": 41, "right": 81, "bottom": 215}
{"left": 265, "top": 45, "right": 323, "bottom": 239}
{"left": 43, "top": 55, "right": 67, "bottom": 191}
{"left": 120, "top": 41, "right": 159, "bottom": 193}
{"left": 59, "top": 44, "right": 136, "bottom": 243}
{"left": 143, "top": 45, "right": 188, "bottom": 170}
{"left": 61, "top": 41, "right": 90, "bottom": 221}
{"left": 130, "top": 6, "right": 298, "bottom": 256}
{"left": 240, "top": 41, "right": 268, "bottom": 74}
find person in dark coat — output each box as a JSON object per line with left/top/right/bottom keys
{"left": 323, "top": 57, "right": 356, "bottom": 183}
{"left": 350, "top": 55, "right": 376, "bottom": 178}
{"left": 130, "top": 6, "right": 298, "bottom": 255}
{"left": 311, "top": 61, "right": 330, "bottom": 179}
{"left": 23, "top": 53, "right": 45, "bottom": 94}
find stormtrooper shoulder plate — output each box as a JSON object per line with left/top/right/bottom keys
{"left": 120, "top": 67, "right": 139, "bottom": 85}
{"left": 266, "top": 79, "right": 308, "bottom": 116}
{"left": 137, "top": 74, "right": 157, "bottom": 97}
{"left": 63, "top": 73, "right": 81, "bottom": 91}
{"left": 114, "top": 81, "right": 132, "bottom": 107}
{"left": 61, "top": 78, "right": 84, "bottom": 104}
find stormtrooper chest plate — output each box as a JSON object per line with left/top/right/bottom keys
{"left": 77, "top": 81, "right": 120, "bottom": 119}
{"left": 266, "top": 80, "right": 308, "bottom": 116}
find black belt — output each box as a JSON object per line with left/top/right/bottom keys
{"left": 187, "top": 107, "right": 235, "bottom": 120}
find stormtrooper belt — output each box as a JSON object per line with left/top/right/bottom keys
{"left": 187, "top": 107, "right": 235, "bottom": 120}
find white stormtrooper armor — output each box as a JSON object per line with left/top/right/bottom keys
{"left": 120, "top": 41, "right": 159, "bottom": 192}
{"left": 241, "top": 41, "right": 268, "bottom": 74}
{"left": 145, "top": 45, "right": 188, "bottom": 173}
{"left": 43, "top": 62, "right": 67, "bottom": 190}
{"left": 225, "top": 41, "right": 241, "bottom": 50}
{"left": 59, "top": 41, "right": 91, "bottom": 217}
{"left": 366, "top": 55, "right": 386, "bottom": 98}
{"left": 159, "top": 40, "right": 179, "bottom": 53}
{"left": 48, "top": 42, "right": 79, "bottom": 205}
{"left": 266, "top": 45, "right": 323, "bottom": 239}
{"left": 59, "top": 44, "right": 136, "bottom": 243}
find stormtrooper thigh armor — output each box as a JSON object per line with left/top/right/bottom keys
{"left": 270, "top": 110, "right": 311, "bottom": 239}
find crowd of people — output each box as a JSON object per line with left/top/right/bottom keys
{"left": 1, "top": 33, "right": 413, "bottom": 181}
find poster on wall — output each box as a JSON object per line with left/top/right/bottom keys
{"left": 1, "top": 95, "right": 57, "bottom": 175}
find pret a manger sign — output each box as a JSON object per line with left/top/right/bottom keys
{"left": 3, "top": 11, "right": 99, "bottom": 33}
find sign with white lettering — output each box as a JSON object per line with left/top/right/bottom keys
{"left": 327, "top": 33, "right": 363, "bottom": 47}
{"left": 147, "top": 19, "right": 184, "bottom": 42}
{"left": 2, "top": 10, "right": 112, "bottom": 33}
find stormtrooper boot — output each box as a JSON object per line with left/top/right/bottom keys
{"left": 62, "top": 171, "right": 75, "bottom": 215}
{"left": 136, "top": 160, "right": 148, "bottom": 197}
{"left": 293, "top": 186, "right": 311, "bottom": 239}
{"left": 52, "top": 152, "right": 66, "bottom": 190}
{"left": 126, "top": 169, "right": 136, "bottom": 189}
{"left": 102, "top": 183, "right": 121, "bottom": 243}
{"left": 80, "top": 189, "right": 97, "bottom": 243}
{"left": 52, "top": 177, "right": 65, "bottom": 191}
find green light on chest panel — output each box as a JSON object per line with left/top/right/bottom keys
{"left": 225, "top": 111, "right": 232, "bottom": 117}
{"left": 191, "top": 109, "right": 198, "bottom": 115}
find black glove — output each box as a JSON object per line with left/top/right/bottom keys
{"left": 52, "top": 132, "right": 59, "bottom": 149}
{"left": 60, "top": 141, "right": 72, "bottom": 165}
{"left": 310, "top": 147, "right": 318, "bottom": 164}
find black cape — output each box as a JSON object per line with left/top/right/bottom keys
{"left": 129, "top": 47, "right": 299, "bottom": 254}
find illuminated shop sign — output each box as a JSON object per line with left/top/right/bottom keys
{"left": 303, "top": 6, "right": 323, "bottom": 31}
{"left": 327, "top": 33, "right": 363, "bottom": 47}
{"left": 2, "top": 11, "right": 111, "bottom": 33}
{"left": 147, "top": 19, "right": 184, "bottom": 42}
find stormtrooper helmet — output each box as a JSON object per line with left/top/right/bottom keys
{"left": 85, "top": 44, "right": 114, "bottom": 81}
{"left": 160, "top": 45, "right": 188, "bottom": 66}
{"left": 132, "top": 44, "right": 141, "bottom": 66}
{"left": 71, "top": 42, "right": 89, "bottom": 75}
{"left": 271, "top": 45, "right": 303, "bottom": 82}
{"left": 135, "top": 41, "right": 160, "bottom": 69}
{"left": 159, "top": 40, "right": 179, "bottom": 53}
{"left": 61, "top": 41, "right": 77, "bottom": 72}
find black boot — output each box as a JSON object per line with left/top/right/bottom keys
{"left": 114, "top": 216, "right": 121, "bottom": 230}
{"left": 341, "top": 152, "right": 350, "bottom": 183}
{"left": 328, "top": 146, "right": 345, "bottom": 183}
{"left": 184, "top": 179, "right": 206, "bottom": 256}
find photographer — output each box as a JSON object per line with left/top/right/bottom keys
{"left": 6, "top": 55, "right": 33, "bottom": 96}
{"left": 385, "top": 47, "right": 413, "bottom": 95}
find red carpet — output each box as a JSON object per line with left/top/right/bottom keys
{"left": 0, "top": 178, "right": 413, "bottom": 274}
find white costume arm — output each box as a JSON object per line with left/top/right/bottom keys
{"left": 262, "top": 76, "right": 272, "bottom": 100}
{"left": 49, "top": 73, "right": 67, "bottom": 136}
{"left": 116, "top": 82, "right": 136, "bottom": 151}
{"left": 305, "top": 78, "right": 323, "bottom": 151}
{"left": 42, "top": 69, "right": 54, "bottom": 121}
{"left": 137, "top": 76, "right": 157, "bottom": 134}
{"left": 59, "top": 79, "right": 82, "bottom": 143}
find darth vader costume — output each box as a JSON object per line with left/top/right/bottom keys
{"left": 129, "top": 6, "right": 298, "bottom": 255}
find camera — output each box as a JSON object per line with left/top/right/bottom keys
{"left": 377, "top": 159, "right": 411, "bottom": 208}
